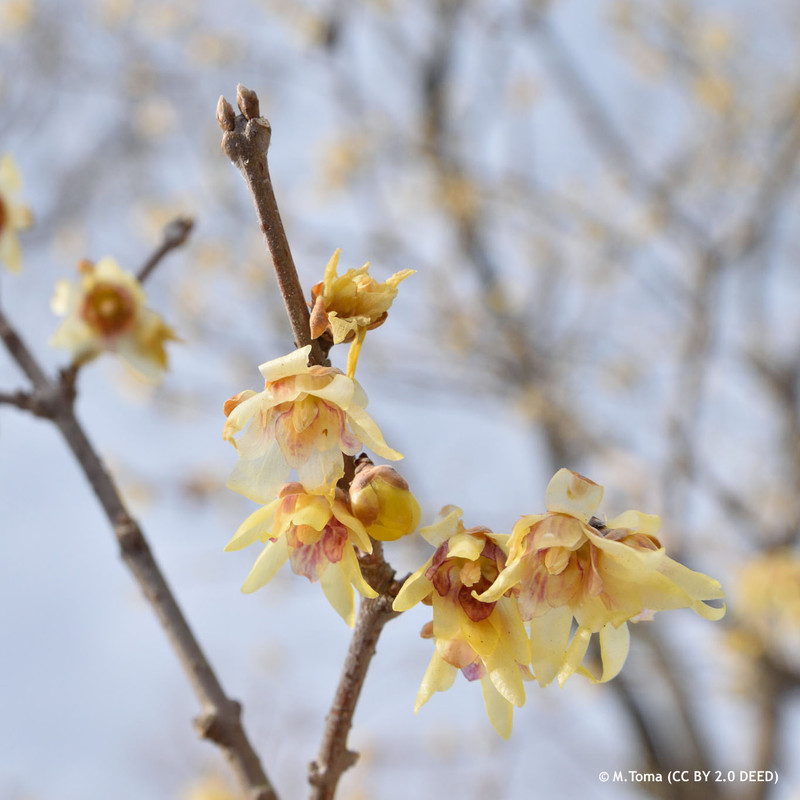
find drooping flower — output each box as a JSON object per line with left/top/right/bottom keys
{"left": 393, "top": 506, "right": 531, "bottom": 739}
{"left": 349, "top": 459, "right": 421, "bottom": 542}
{"left": 477, "top": 469, "right": 726, "bottom": 687}
{"left": 50, "top": 257, "right": 178, "bottom": 381}
{"left": 0, "top": 154, "right": 33, "bottom": 272}
{"left": 223, "top": 344, "right": 401, "bottom": 504}
{"left": 309, "top": 249, "right": 415, "bottom": 377}
{"left": 225, "top": 482, "right": 377, "bottom": 627}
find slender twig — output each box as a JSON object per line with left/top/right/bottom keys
{"left": 217, "top": 84, "right": 327, "bottom": 366}
{"left": 0, "top": 307, "right": 279, "bottom": 800}
{"left": 308, "top": 544, "right": 401, "bottom": 800}
{"left": 136, "top": 215, "right": 195, "bottom": 284}
{"left": 218, "top": 85, "right": 402, "bottom": 800}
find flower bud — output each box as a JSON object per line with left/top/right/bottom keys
{"left": 349, "top": 464, "right": 421, "bottom": 542}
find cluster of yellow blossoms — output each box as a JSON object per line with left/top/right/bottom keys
{"left": 224, "top": 250, "right": 726, "bottom": 739}
{"left": 224, "top": 253, "right": 420, "bottom": 627}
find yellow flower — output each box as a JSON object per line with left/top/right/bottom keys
{"left": 393, "top": 506, "right": 531, "bottom": 739}
{"left": 349, "top": 461, "right": 421, "bottom": 542}
{"left": 50, "top": 257, "right": 178, "bottom": 381}
{"left": 737, "top": 549, "right": 800, "bottom": 661}
{"left": 0, "top": 154, "right": 33, "bottom": 272}
{"left": 478, "top": 469, "right": 725, "bottom": 687}
{"left": 309, "top": 249, "right": 415, "bottom": 377}
{"left": 225, "top": 482, "right": 377, "bottom": 627}
{"left": 223, "top": 345, "right": 401, "bottom": 504}
{"left": 182, "top": 774, "right": 238, "bottom": 800}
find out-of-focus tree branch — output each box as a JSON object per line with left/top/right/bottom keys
{"left": 0, "top": 305, "right": 278, "bottom": 800}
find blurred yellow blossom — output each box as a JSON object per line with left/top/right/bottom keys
{"left": 349, "top": 460, "right": 421, "bottom": 542}
{"left": 0, "top": 154, "right": 33, "bottom": 272}
{"left": 225, "top": 482, "right": 377, "bottom": 626}
{"left": 309, "top": 249, "right": 414, "bottom": 377}
{"left": 737, "top": 550, "right": 800, "bottom": 661}
{"left": 223, "top": 345, "right": 401, "bottom": 504}
{"left": 393, "top": 506, "right": 531, "bottom": 738}
{"left": 181, "top": 774, "right": 238, "bottom": 800}
{"left": 50, "top": 257, "right": 178, "bottom": 381}
{"left": 478, "top": 469, "right": 725, "bottom": 687}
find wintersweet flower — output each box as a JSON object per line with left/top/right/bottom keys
{"left": 349, "top": 460, "right": 421, "bottom": 542}
{"left": 0, "top": 154, "right": 33, "bottom": 272}
{"left": 393, "top": 506, "right": 531, "bottom": 739}
{"left": 477, "top": 469, "right": 726, "bottom": 687}
{"left": 225, "top": 482, "right": 377, "bottom": 627}
{"left": 309, "top": 249, "right": 415, "bottom": 377}
{"left": 223, "top": 345, "right": 401, "bottom": 504}
{"left": 50, "top": 257, "right": 178, "bottom": 381}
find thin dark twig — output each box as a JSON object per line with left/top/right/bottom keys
{"left": 0, "top": 307, "right": 279, "bottom": 800}
{"left": 136, "top": 216, "right": 195, "bottom": 284}
{"left": 217, "top": 85, "right": 400, "bottom": 800}
{"left": 217, "top": 85, "right": 327, "bottom": 366}
{"left": 308, "top": 544, "right": 401, "bottom": 800}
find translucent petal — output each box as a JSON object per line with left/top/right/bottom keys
{"left": 490, "top": 597, "right": 531, "bottom": 665}
{"left": 432, "top": 594, "right": 461, "bottom": 641}
{"left": 258, "top": 345, "right": 312, "bottom": 382}
{"left": 419, "top": 506, "right": 463, "bottom": 548}
{"left": 340, "top": 545, "right": 378, "bottom": 599}
{"left": 241, "top": 537, "right": 290, "bottom": 593}
{"left": 557, "top": 626, "right": 592, "bottom": 687}
{"left": 598, "top": 622, "right": 630, "bottom": 682}
{"left": 223, "top": 392, "right": 267, "bottom": 443}
{"left": 292, "top": 496, "right": 333, "bottom": 530}
{"left": 297, "top": 447, "right": 343, "bottom": 493}
{"left": 485, "top": 641, "right": 526, "bottom": 707}
{"left": 226, "top": 439, "right": 287, "bottom": 504}
{"left": 481, "top": 676, "right": 513, "bottom": 739}
{"left": 474, "top": 560, "right": 524, "bottom": 603}
{"left": 447, "top": 533, "right": 485, "bottom": 562}
{"left": 461, "top": 615, "right": 499, "bottom": 659}
{"left": 346, "top": 408, "right": 402, "bottom": 461}
{"left": 605, "top": 510, "right": 661, "bottom": 535}
{"left": 415, "top": 652, "right": 457, "bottom": 712}
{"left": 225, "top": 499, "right": 280, "bottom": 551}
{"left": 530, "top": 605, "right": 573, "bottom": 687}
{"left": 393, "top": 564, "right": 434, "bottom": 612}
{"left": 544, "top": 468, "right": 603, "bottom": 522}
{"left": 320, "top": 562, "right": 356, "bottom": 627}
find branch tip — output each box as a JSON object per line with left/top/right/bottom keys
{"left": 237, "top": 83, "right": 260, "bottom": 119}
{"left": 217, "top": 95, "right": 236, "bottom": 131}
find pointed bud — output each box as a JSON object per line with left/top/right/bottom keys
{"left": 349, "top": 464, "right": 421, "bottom": 542}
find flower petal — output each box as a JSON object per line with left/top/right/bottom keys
{"left": 225, "top": 499, "right": 280, "bottom": 551}
{"left": 258, "top": 345, "right": 312, "bottom": 382}
{"left": 415, "top": 651, "right": 458, "bottom": 712}
{"left": 529, "top": 605, "right": 573, "bottom": 687}
{"left": 241, "top": 537, "right": 290, "bottom": 593}
{"left": 320, "top": 562, "right": 356, "bottom": 627}
{"left": 545, "top": 468, "right": 603, "bottom": 522}
{"left": 480, "top": 676, "right": 513, "bottom": 739}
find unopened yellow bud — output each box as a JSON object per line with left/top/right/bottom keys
{"left": 349, "top": 464, "right": 421, "bottom": 542}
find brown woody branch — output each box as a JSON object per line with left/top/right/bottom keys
{"left": 136, "top": 215, "right": 195, "bottom": 283}
{"left": 218, "top": 86, "right": 403, "bottom": 800}
{"left": 217, "top": 84, "right": 327, "bottom": 366}
{"left": 0, "top": 307, "right": 278, "bottom": 800}
{"left": 309, "top": 544, "right": 402, "bottom": 800}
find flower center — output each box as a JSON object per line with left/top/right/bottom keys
{"left": 81, "top": 281, "right": 137, "bottom": 336}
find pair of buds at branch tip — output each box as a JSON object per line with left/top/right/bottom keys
{"left": 217, "top": 84, "right": 266, "bottom": 131}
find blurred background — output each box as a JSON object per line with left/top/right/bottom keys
{"left": 1, "top": 0, "right": 799, "bottom": 797}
